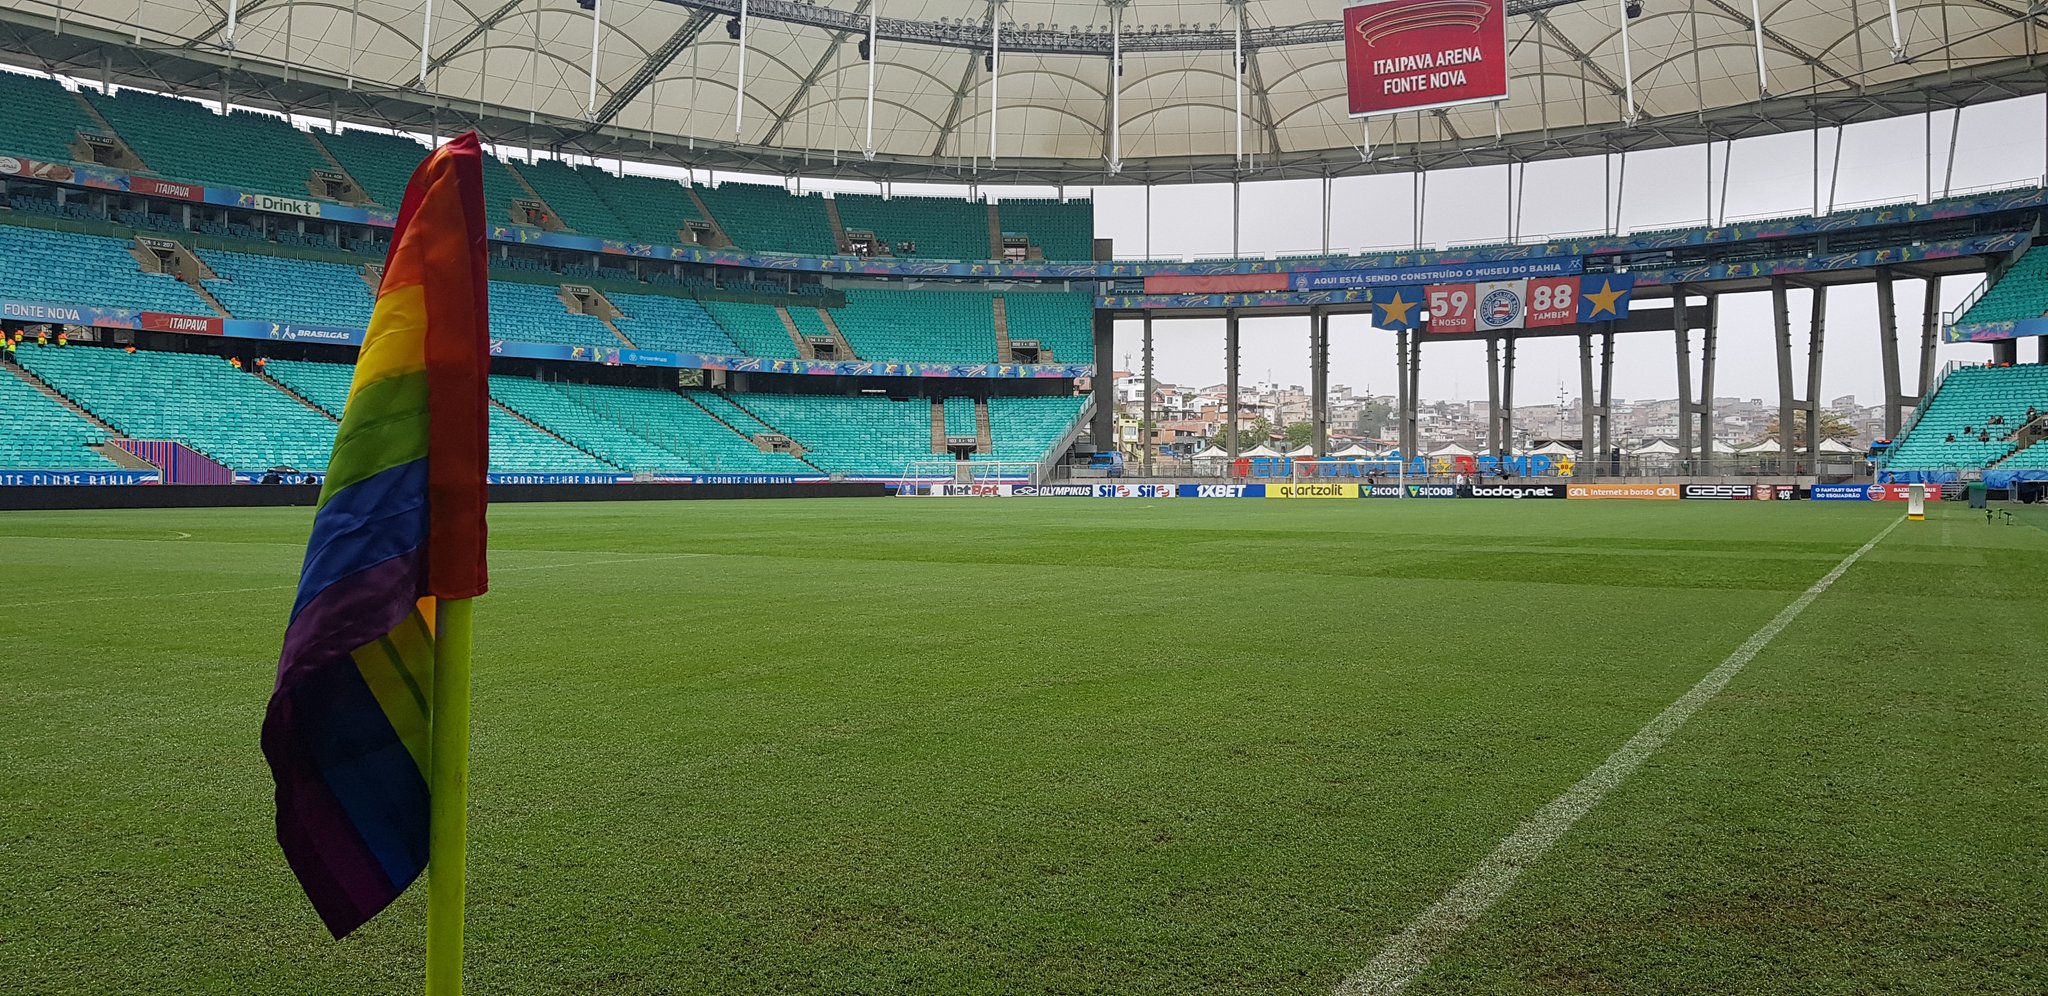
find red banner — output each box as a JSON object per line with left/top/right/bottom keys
{"left": 1525, "top": 276, "right": 1577, "bottom": 328}
{"left": 141, "top": 312, "right": 223, "bottom": 335}
{"left": 1345, "top": 0, "right": 1510, "bottom": 117}
{"left": 1424, "top": 283, "right": 1475, "bottom": 333}
{"left": 130, "top": 176, "right": 206, "bottom": 202}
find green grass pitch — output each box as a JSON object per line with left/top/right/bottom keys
{"left": 2, "top": 498, "right": 2044, "bottom": 995}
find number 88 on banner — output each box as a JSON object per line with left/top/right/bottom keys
{"left": 1525, "top": 276, "right": 1577, "bottom": 328}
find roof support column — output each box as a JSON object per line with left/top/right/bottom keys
{"left": 1310, "top": 307, "right": 1329, "bottom": 456}
{"left": 735, "top": 0, "right": 748, "bottom": 136}
{"left": 1487, "top": 337, "right": 1503, "bottom": 459}
{"left": 417, "top": 0, "right": 433, "bottom": 90}
{"left": 1804, "top": 286, "right": 1827, "bottom": 468}
{"left": 1108, "top": 2, "right": 1123, "bottom": 172}
{"left": 1226, "top": 310, "right": 1242, "bottom": 462}
{"left": 1232, "top": 0, "right": 1245, "bottom": 165}
{"left": 1091, "top": 309, "right": 1116, "bottom": 457}
{"left": 586, "top": 0, "right": 603, "bottom": 120}
{"left": 1615, "top": 0, "right": 1637, "bottom": 123}
{"left": 989, "top": 0, "right": 1001, "bottom": 163}
{"left": 1878, "top": 268, "right": 1906, "bottom": 440}
{"left": 1141, "top": 314, "right": 1154, "bottom": 478}
{"left": 1773, "top": 276, "right": 1796, "bottom": 471}
{"left": 1918, "top": 277, "right": 1940, "bottom": 401}
{"left": 864, "top": 2, "right": 876, "bottom": 157}
{"left": 1497, "top": 336, "right": 1515, "bottom": 468}
{"left": 1698, "top": 293, "right": 1719, "bottom": 469}
{"left": 1674, "top": 286, "right": 1695, "bottom": 468}
{"left": 1580, "top": 331, "right": 1598, "bottom": 481}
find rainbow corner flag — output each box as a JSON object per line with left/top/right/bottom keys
{"left": 261, "top": 132, "right": 490, "bottom": 938}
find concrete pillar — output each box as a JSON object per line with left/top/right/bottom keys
{"left": 1803, "top": 286, "right": 1827, "bottom": 466}
{"left": 1091, "top": 309, "right": 1115, "bottom": 454}
{"left": 1396, "top": 327, "right": 1411, "bottom": 459}
{"left": 1498, "top": 336, "right": 1516, "bottom": 458}
{"left": 1486, "top": 337, "right": 1503, "bottom": 458}
{"left": 1579, "top": 331, "right": 1597, "bottom": 481}
{"left": 1225, "top": 310, "right": 1241, "bottom": 461}
{"left": 1598, "top": 331, "right": 1615, "bottom": 475}
{"left": 1877, "top": 268, "right": 1906, "bottom": 439}
{"left": 1698, "top": 294, "right": 1719, "bottom": 467}
{"left": 1674, "top": 286, "right": 1694, "bottom": 468}
{"left": 1310, "top": 308, "right": 1330, "bottom": 456}
{"left": 1141, "top": 315, "right": 1155, "bottom": 478}
{"left": 1772, "top": 276, "right": 1796, "bottom": 462}
{"left": 1918, "top": 277, "right": 1939, "bottom": 401}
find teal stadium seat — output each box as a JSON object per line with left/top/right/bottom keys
{"left": 265, "top": 359, "right": 617, "bottom": 474}
{"left": 831, "top": 290, "right": 997, "bottom": 364}
{"left": 0, "top": 71, "right": 103, "bottom": 164}
{"left": 585, "top": 170, "right": 704, "bottom": 245}
{"left": 695, "top": 182, "right": 837, "bottom": 256}
{"left": 0, "top": 223, "right": 215, "bottom": 314}
{"left": 198, "top": 249, "right": 376, "bottom": 328}
{"left": 19, "top": 346, "right": 336, "bottom": 471}
{"left": 84, "top": 89, "right": 331, "bottom": 200}
{"left": 610, "top": 293, "right": 742, "bottom": 355}
{"left": 316, "top": 128, "right": 433, "bottom": 208}
{"left": 699, "top": 300, "right": 801, "bottom": 358}
{"left": 832, "top": 194, "right": 990, "bottom": 260}
{"left": 943, "top": 396, "right": 977, "bottom": 437}
{"left": 1885, "top": 364, "right": 2048, "bottom": 470}
{"left": 995, "top": 199, "right": 1095, "bottom": 261}
{"left": 513, "top": 160, "right": 633, "bottom": 241}
{"left": 490, "top": 282, "right": 619, "bottom": 349}
{"left": 734, "top": 393, "right": 933, "bottom": 476}
{"left": 1001, "top": 292, "right": 1093, "bottom": 363}
{"left": 1955, "top": 247, "right": 2048, "bottom": 325}
{"left": 0, "top": 370, "right": 115, "bottom": 469}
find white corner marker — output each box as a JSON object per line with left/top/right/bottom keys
{"left": 1337, "top": 515, "right": 1903, "bottom": 996}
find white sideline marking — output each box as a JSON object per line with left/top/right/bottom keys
{"left": 1335, "top": 516, "right": 1903, "bottom": 996}
{"left": 0, "top": 553, "right": 708, "bottom": 609}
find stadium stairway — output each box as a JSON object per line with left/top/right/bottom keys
{"left": 812, "top": 310, "right": 859, "bottom": 360}
{"left": 773, "top": 307, "right": 810, "bottom": 356}
{"left": 490, "top": 399, "right": 615, "bottom": 467}
{"left": 1, "top": 360, "right": 152, "bottom": 470}
{"left": 683, "top": 187, "right": 734, "bottom": 248}
{"left": 986, "top": 203, "right": 1004, "bottom": 259}
{"left": 823, "top": 198, "right": 850, "bottom": 253}
{"left": 930, "top": 400, "right": 947, "bottom": 453}
{"left": 975, "top": 399, "right": 994, "bottom": 452}
{"left": 255, "top": 369, "right": 342, "bottom": 423}
{"left": 992, "top": 296, "right": 1013, "bottom": 359}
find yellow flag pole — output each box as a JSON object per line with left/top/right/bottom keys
{"left": 425, "top": 597, "right": 475, "bottom": 995}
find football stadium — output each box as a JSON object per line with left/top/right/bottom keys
{"left": 1, "top": 1, "right": 2045, "bottom": 993}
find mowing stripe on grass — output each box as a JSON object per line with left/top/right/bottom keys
{"left": 0, "top": 553, "right": 710, "bottom": 609}
{"left": 1336, "top": 515, "right": 1903, "bottom": 996}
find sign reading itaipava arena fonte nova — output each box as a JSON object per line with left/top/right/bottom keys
{"left": 1345, "top": 0, "right": 1509, "bottom": 117}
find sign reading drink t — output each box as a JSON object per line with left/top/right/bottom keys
{"left": 1345, "top": 0, "right": 1510, "bottom": 117}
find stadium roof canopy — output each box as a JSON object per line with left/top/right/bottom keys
{"left": 1, "top": 0, "right": 2043, "bottom": 185}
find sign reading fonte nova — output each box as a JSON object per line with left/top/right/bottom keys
{"left": 1345, "top": 0, "right": 1509, "bottom": 117}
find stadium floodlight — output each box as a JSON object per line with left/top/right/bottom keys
{"left": 726, "top": 17, "right": 742, "bottom": 39}
{"left": 1626, "top": 0, "right": 1643, "bottom": 17}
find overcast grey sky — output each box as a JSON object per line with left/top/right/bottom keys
{"left": 1085, "top": 95, "right": 2048, "bottom": 405}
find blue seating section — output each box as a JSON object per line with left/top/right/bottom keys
{"left": 0, "top": 71, "right": 100, "bottom": 164}
{"left": 490, "top": 282, "right": 619, "bottom": 348}
{"left": 18, "top": 345, "right": 337, "bottom": 471}
{"left": 0, "top": 369, "right": 115, "bottom": 469}
{"left": 314, "top": 127, "right": 430, "bottom": 208}
{"left": 831, "top": 290, "right": 997, "bottom": 364}
{"left": 198, "top": 249, "right": 375, "bottom": 329}
{"left": 943, "top": 397, "right": 978, "bottom": 437}
{"left": 1001, "top": 293, "right": 1093, "bottom": 362}
{"left": 734, "top": 393, "right": 932, "bottom": 476}
{"left": 700, "top": 300, "right": 800, "bottom": 358}
{"left": 1885, "top": 364, "right": 2048, "bottom": 470}
{"left": 695, "top": 182, "right": 837, "bottom": 256}
{"left": 1956, "top": 247, "right": 2048, "bottom": 326}
{"left": 0, "top": 224, "right": 213, "bottom": 314}
{"left": 995, "top": 199, "right": 1095, "bottom": 261}
{"left": 491, "top": 378, "right": 810, "bottom": 474}
{"left": 84, "top": 89, "right": 330, "bottom": 201}
{"left": 832, "top": 193, "right": 990, "bottom": 260}
{"left": 609, "top": 292, "right": 741, "bottom": 355}
{"left": 984, "top": 396, "right": 1087, "bottom": 462}
{"left": 513, "top": 159, "right": 633, "bottom": 241}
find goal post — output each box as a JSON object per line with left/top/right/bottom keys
{"left": 898, "top": 459, "right": 1042, "bottom": 489}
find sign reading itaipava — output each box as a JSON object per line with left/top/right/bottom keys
{"left": 1345, "top": 0, "right": 1509, "bottom": 117}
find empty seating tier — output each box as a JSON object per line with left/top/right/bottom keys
{"left": 586, "top": 170, "right": 704, "bottom": 245}
{"left": 1885, "top": 364, "right": 2048, "bottom": 470}
{"left": 513, "top": 160, "right": 633, "bottom": 241}
{"left": 1956, "top": 246, "right": 2048, "bottom": 326}
{"left": 830, "top": 290, "right": 997, "bottom": 364}
{"left": 734, "top": 393, "right": 933, "bottom": 476}
{"left": 316, "top": 128, "right": 432, "bottom": 209}
{"left": 198, "top": 249, "right": 375, "bottom": 329}
{"left": 984, "top": 396, "right": 1087, "bottom": 463}
{"left": 0, "top": 72, "right": 101, "bottom": 165}
{"left": 995, "top": 199, "right": 1095, "bottom": 261}
{"left": 695, "top": 182, "right": 837, "bottom": 256}
{"left": 1000, "top": 293, "right": 1093, "bottom": 362}
{"left": 609, "top": 293, "right": 741, "bottom": 356}
{"left": 489, "top": 282, "right": 619, "bottom": 349}
{"left": 0, "top": 224, "right": 214, "bottom": 315}
{"left": 833, "top": 194, "right": 991, "bottom": 260}
{"left": 85, "top": 89, "right": 331, "bottom": 201}
{"left": 700, "top": 300, "right": 800, "bottom": 359}
{"left": 0, "top": 370, "right": 115, "bottom": 469}
{"left": 19, "top": 346, "right": 337, "bottom": 471}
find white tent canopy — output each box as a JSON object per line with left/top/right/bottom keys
{"left": 1332, "top": 443, "right": 1379, "bottom": 458}
{"left": 1427, "top": 443, "right": 1474, "bottom": 457}
{"left": 1633, "top": 439, "right": 1680, "bottom": 455}
{"left": 1529, "top": 441, "right": 1578, "bottom": 456}
{"left": 1242, "top": 444, "right": 1283, "bottom": 458}
{"left": 1192, "top": 445, "right": 1228, "bottom": 459}
{"left": 1286, "top": 444, "right": 1316, "bottom": 457}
